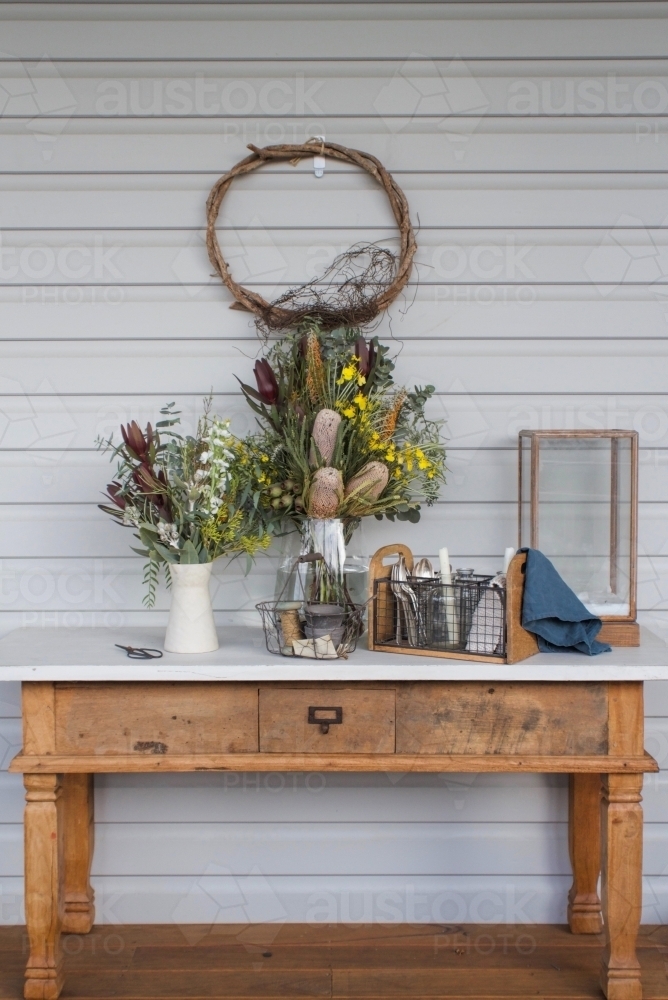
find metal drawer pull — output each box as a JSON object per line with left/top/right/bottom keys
{"left": 308, "top": 706, "right": 343, "bottom": 734}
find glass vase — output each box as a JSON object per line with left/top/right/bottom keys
{"left": 300, "top": 517, "right": 348, "bottom": 606}
{"left": 274, "top": 517, "right": 368, "bottom": 610}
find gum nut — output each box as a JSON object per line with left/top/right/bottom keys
{"left": 272, "top": 498, "right": 283, "bottom": 509}
{"left": 270, "top": 485, "right": 283, "bottom": 498}
{"left": 281, "top": 495, "right": 293, "bottom": 507}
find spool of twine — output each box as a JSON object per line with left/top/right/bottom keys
{"left": 280, "top": 608, "right": 303, "bottom": 646}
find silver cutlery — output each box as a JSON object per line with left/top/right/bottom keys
{"left": 413, "top": 557, "right": 435, "bottom": 579}
{"left": 391, "top": 556, "right": 420, "bottom": 646}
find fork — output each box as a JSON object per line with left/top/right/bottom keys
{"left": 391, "top": 556, "right": 419, "bottom": 645}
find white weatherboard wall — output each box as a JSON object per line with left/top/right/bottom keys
{"left": 2, "top": 0, "right": 668, "bottom": 927}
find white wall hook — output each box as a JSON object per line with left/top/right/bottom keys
{"left": 312, "top": 135, "right": 326, "bottom": 178}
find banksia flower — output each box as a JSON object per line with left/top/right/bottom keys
{"left": 380, "top": 390, "right": 407, "bottom": 440}
{"left": 344, "top": 461, "right": 389, "bottom": 502}
{"left": 254, "top": 359, "right": 279, "bottom": 405}
{"left": 308, "top": 467, "right": 343, "bottom": 518}
{"left": 310, "top": 408, "right": 341, "bottom": 466}
{"left": 305, "top": 331, "right": 326, "bottom": 405}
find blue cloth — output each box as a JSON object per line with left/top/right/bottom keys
{"left": 519, "top": 548, "right": 611, "bottom": 656}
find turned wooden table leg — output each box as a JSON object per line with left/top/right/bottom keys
{"left": 568, "top": 773, "right": 602, "bottom": 933}
{"left": 62, "top": 774, "right": 95, "bottom": 934}
{"left": 600, "top": 773, "right": 643, "bottom": 1000}
{"left": 24, "top": 774, "right": 64, "bottom": 1000}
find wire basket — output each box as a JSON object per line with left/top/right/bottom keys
{"left": 373, "top": 572, "right": 507, "bottom": 658}
{"left": 257, "top": 553, "right": 366, "bottom": 659}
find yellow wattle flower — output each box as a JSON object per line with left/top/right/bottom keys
{"left": 337, "top": 364, "right": 356, "bottom": 385}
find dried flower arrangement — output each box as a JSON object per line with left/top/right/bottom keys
{"left": 237, "top": 325, "right": 446, "bottom": 535}
{"left": 97, "top": 400, "right": 275, "bottom": 606}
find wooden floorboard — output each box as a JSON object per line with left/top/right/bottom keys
{"left": 0, "top": 925, "right": 667, "bottom": 999}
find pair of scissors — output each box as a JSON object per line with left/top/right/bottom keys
{"left": 115, "top": 644, "right": 163, "bottom": 660}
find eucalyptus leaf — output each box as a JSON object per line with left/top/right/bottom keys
{"left": 138, "top": 527, "right": 158, "bottom": 547}
{"left": 153, "top": 541, "right": 179, "bottom": 564}
{"left": 179, "top": 539, "right": 200, "bottom": 564}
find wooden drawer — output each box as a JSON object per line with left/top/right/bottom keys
{"left": 54, "top": 682, "right": 259, "bottom": 755}
{"left": 259, "top": 687, "right": 395, "bottom": 753}
{"left": 396, "top": 682, "right": 609, "bottom": 756}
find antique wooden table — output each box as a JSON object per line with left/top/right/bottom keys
{"left": 2, "top": 625, "right": 666, "bottom": 1000}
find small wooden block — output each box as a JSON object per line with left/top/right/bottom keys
{"left": 599, "top": 622, "right": 641, "bottom": 647}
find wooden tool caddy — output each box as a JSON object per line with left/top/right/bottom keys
{"left": 367, "top": 544, "right": 539, "bottom": 664}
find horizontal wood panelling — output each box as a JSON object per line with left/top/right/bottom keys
{"left": 4, "top": 234, "right": 668, "bottom": 288}
{"left": 0, "top": 821, "right": 576, "bottom": 878}
{"left": 5, "top": 69, "right": 668, "bottom": 112}
{"left": 0, "top": 873, "right": 581, "bottom": 926}
{"left": 1, "top": 1, "right": 668, "bottom": 927}
{"left": 4, "top": 131, "right": 668, "bottom": 173}
{"left": 0, "top": 817, "right": 667, "bottom": 879}
{"left": 6, "top": 447, "right": 668, "bottom": 505}
{"left": 0, "top": 14, "right": 666, "bottom": 59}
{"left": 6, "top": 186, "right": 668, "bottom": 229}
{"left": 3, "top": 301, "right": 668, "bottom": 341}
{"left": 2, "top": 607, "right": 667, "bottom": 642}
{"left": 3, "top": 871, "right": 668, "bottom": 925}
{"left": 0, "top": 343, "right": 666, "bottom": 394}
{"left": 0, "top": 393, "right": 665, "bottom": 454}
{"left": 0, "top": 553, "right": 666, "bottom": 614}
{"left": 4, "top": 501, "right": 668, "bottom": 557}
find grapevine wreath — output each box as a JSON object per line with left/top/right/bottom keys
{"left": 205, "top": 139, "right": 417, "bottom": 333}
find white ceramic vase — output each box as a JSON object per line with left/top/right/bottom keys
{"left": 164, "top": 562, "right": 219, "bottom": 654}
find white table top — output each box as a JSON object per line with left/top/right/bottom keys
{"left": 0, "top": 625, "right": 666, "bottom": 682}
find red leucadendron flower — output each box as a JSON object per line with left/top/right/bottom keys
{"left": 121, "top": 420, "right": 149, "bottom": 460}
{"left": 254, "top": 358, "right": 279, "bottom": 405}
{"left": 105, "top": 482, "right": 126, "bottom": 509}
{"left": 355, "top": 335, "right": 376, "bottom": 381}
